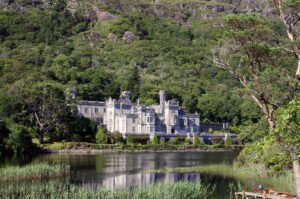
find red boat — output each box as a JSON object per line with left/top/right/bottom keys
{"left": 235, "top": 186, "right": 297, "bottom": 199}
{"left": 253, "top": 188, "right": 297, "bottom": 198}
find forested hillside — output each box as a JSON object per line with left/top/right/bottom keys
{"left": 0, "top": 0, "right": 274, "bottom": 124}
{"left": 0, "top": 0, "right": 296, "bottom": 150}
{"left": 1, "top": 0, "right": 300, "bottom": 194}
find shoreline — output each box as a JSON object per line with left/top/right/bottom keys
{"left": 38, "top": 148, "right": 241, "bottom": 154}
{"left": 26, "top": 142, "right": 243, "bottom": 155}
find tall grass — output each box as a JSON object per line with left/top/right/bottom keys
{"left": 0, "top": 181, "right": 212, "bottom": 199}
{"left": 0, "top": 163, "right": 70, "bottom": 182}
{"left": 149, "top": 164, "right": 295, "bottom": 193}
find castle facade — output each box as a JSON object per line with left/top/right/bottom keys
{"left": 77, "top": 90, "right": 225, "bottom": 135}
{"left": 77, "top": 90, "right": 228, "bottom": 135}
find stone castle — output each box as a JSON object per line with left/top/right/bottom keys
{"left": 76, "top": 90, "right": 227, "bottom": 136}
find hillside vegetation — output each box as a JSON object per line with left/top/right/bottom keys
{"left": 0, "top": 0, "right": 295, "bottom": 156}
{"left": 0, "top": 0, "right": 269, "bottom": 123}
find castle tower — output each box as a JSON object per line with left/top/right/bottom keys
{"left": 159, "top": 90, "right": 166, "bottom": 109}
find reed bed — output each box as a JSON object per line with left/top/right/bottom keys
{"left": 0, "top": 163, "right": 70, "bottom": 183}
{"left": 149, "top": 164, "right": 295, "bottom": 193}
{"left": 0, "top": 181, "right": 212, "bottom": 199}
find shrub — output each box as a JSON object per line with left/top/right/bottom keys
{"left": 184, "top": 138, "right": 190, "bottom": 145}
{"left": 0, "top": 120, "right": 10, "bottom": 155}
{"left": 126, "top": 136, "right": 134, "bottom": 145}
{"left": 211, "top": 137, "right": 224, "bottom": 145}
{"left": 8, "top": 124, "right": 32, "bottom": 155}
{"left": 152, "top": 135, "right": 159, "bottom": 144}
{"left": 193, "top": 135, "right": 200, "bottom": 146}
{"left": 225, "top": 137, "right": 233, "bottom": 148}
{"left": 96, "top": 128, "right": 109, "bottom": 144}
{"left": 110, "top": 131, "right": 124, "bottom": 144}
{"left": 169, "top": 138, "right": 178, "bottom": 145}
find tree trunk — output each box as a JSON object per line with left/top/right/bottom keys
{"left": 293, "top": 160, "right": 300, "bottom": 198}
{"left": 38, "top": 132, "right": 44, "bottom": 144}
{"left": 296, "top": 59, "right": 300, "bottom": 80}
{"left": 267, "top": 117, "right": 276, "bottom": 129}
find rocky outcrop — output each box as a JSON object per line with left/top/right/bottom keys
{"left": 80, "top": 32, "right": 102, "bottom": 47}
{"left": 98, "top": 11, "right": 116, "bottom": 21}
{"left": 122, "top": 31, "right": 136, "bottom": 43}
{"left": 0, "top": 0, "right": 275, "bottom": 24}
{"left": 108, "top": 33, "right": 118, "bottom": 42}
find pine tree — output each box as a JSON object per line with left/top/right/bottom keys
{"left": 126, "top": 65, "right": 141, "bottom": 101}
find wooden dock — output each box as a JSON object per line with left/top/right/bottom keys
{"left": 235, "top": 191, "right": 297, "bottom": 199}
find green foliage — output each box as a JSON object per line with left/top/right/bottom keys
{"left": 274, "top": 99, "right": 300, "bottom": 161}
{"left": 152, "top": 135, "right": 159, "bottom": 145}
{"left": 96, "top": 128, "right": 109, "bottom": 144}
{"left": 110, "top": 131, "right": 124, "bottom": 144}
{"left": 219, "top": 13, "right": 295, "bottom": 108}
{"left": 193, "top": 135, "right": 200, "bottom": 146}
{"left": 211, "top": 137, "right": 224, "bottom": 145}
{"left": 68, "top": 117, "right": 97, "bottom": 142}
{"left": 122, "top": 65, "right": 141, "bottom": 101}
{"left": 0, "top": 120, "right": 10, "bottom": 154}
{"left": 0, "top": 1, "right": 298, "bottom": 170}
{"left": 168, "top": 138, "right": 178, "bottom": 145}
{"left": 0, "top": 181, "right": 212, "bottom": 199}
{"left": 23, "top": 83, "right": 72, "bottom": 144}
{"left": 225, "top": 137, "right": 233, "bottom": 148}
{"left": 126, "top": 136, "right": 134, "bottom": 145}
{"left": 0, "top": 163, "right": 70, "bottom": 183}
{"left": 7, "top": 123, "right": 32, "bottom": 155}
{"left": 218, "top": 13, "right": 297, "bottom": 175}
{"left": 157, "top": 164, "right": 295, "bottom": 194}
{"left": 0, "top": 4, "right": 251, "bottom": 127}
{"left": 284, "top": 0, "right": 300, "bottom": 7}
{"left": 237, "top": 139, "right": 291, "bottom": 175}
{"left": 184, "top": 138, "right": 190, "bottom": 145}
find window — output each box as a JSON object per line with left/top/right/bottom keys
{"left": 133, "top": 127, "right": 135, "bottom": 133}
{"left": 147, "top": 117, "right": 150, "bottom": 122}
{"left": 104, "top": 108, "right": 106, "bottom": 113}
{"left": 150, "top": 117, "right": 154, "bottom": 123}
{"left": 171, "top": 128, "right": 175, "bottom": 134}
{"left": 95, "top": 108, "right": 98, "bottom": 113}
{"left": 84, "top": 108, "right": 88, "bottom": 113}
{"left": 150, "top": 127, "right": 154, "bottom": 133}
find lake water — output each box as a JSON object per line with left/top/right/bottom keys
{"left": 0, "top": 151, "right": 240, "bottom": 198}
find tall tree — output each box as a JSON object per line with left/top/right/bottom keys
{"left": 213, "top": 14, "right": 300, "bottom": 196}
{"left": 272, "top": 1, "right": 300, "bottom": 195}
{"left": 24, "top": 83, "right": 70, "bottom": 144}
{"left": 124, "top": 64, "right": 141, "bottom": 101}
{"left": 214, "top": 14, "right": 295, "bottom": 129}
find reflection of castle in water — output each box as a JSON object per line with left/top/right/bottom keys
{"left": 101, "top": 172, "right": 202, "bottom": 189}
{"left": 71, "top": 153, "right": 204, "bottom": 189}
